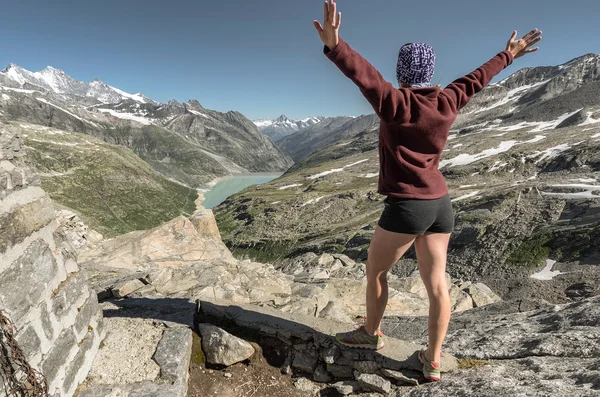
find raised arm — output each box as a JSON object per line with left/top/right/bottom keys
{"left": 314, "top": 0, "right": 408, "bottom": 124}
{"left": 441, "top": 29, "right": 542, "bottom": 112}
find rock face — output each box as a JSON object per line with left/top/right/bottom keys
{"left": 395, "top": 297, "right": 600, "bottom": 397}
{"left": 198, "top": 324, "right": 255, "bottom": 366}
{"left": 78, "top": 215, "right": 232, "bottom": 271}
{"left": 0, "top": 124, "right": 104, "bottom": 397}
{"left": 276, "top": 114, "right": 379, "bottom": 162}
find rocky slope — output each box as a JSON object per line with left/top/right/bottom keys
{"left": 18, "top": 121, "right": 198, "bottom": 237}
{"left": 214, "top": 52, "right": 600, "bottom": 304}
{"left": 254, "top": 114, "right": 323, "bottom": 142}
{"left": 68, "top": 197, "right": 599, "bottom": 396}
{"left": 276, "top": 115, "right": 380, "bottom": 162}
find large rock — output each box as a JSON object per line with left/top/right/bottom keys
{"left": 197, "top": 324, "right": 255, "bottom": 366}
{"left": 189, "top": 201, "right": 222, "bottom": 240}
{"left": 355, "top": 372, "right": 391, "bottom": 394}
{"left": 78, "top": 216, "right": 232, "bottom": 270}
{"left": 465, "top": 283, "right": 502, "bottom": 308}
{"left": 332, "top": 380, "right": 361, "bottom": 395}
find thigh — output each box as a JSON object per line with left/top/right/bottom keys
{"left": 367, "top": 226, "right": 417, "bottom": 274}
{"left": 414, "top": 233, "right": 451, "bottom": 285}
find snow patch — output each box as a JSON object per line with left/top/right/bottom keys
{"left": 530, "top": 109, "right": 583, "bottom": 132}
{"left": 36, "top": 97, "right": 100, "bottom": 127}
{"left": 541, "top": 183, "right": 600, "bottom": 199}
{"left": 1, "top": 94, "right": 9, "bottom": 101}
{"left": 474, "top": 80, "right": 549, "bottom": 114}
{"left": 528, "top": 144, "right": 571, "bottom": 164}
{"left": 98, "top": 108, "right": 153, "bottom": 125}
{"left": 579, "top": 112, "right": 600, "bottom": 127}
{"left": 363, "top": 173, "right": 379, "bottom": 178}
{"left": 440, "top": 141, "right": 518, "bottom": 168}
{"left": 108, "top": 85, "right": 147, "bottom": 103}
{"left": 307, "top": 158, "right": 368, "bottom": 180}
{"left": 0, "top": 86, "right": 38, "bottom": 94}
{"left": 301, "top": 196, "right": 325, "bottom": 207}
{"left": 531, "top": 260, "right": 563, "bottom": 281}
{"left": 488, "top": 161, "right": 507, "bottom": 172}
{"left": 278, "top": 184, "right": 303, "bottom": 190}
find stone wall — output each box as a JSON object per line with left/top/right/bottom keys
{"left": 0, "top": 125, "right": 104, "bottom": 397}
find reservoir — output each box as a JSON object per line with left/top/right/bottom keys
{"left": 201, "top": 173, "right": 282, "bottom": 209}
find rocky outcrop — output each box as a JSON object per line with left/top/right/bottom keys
{"left": 0, "top": 124, "right": 104, "bottom": 397}
{"left": 195, "top": 299, "right": 458, "bottom": 391}
{"left": 77, "top": 215, "right": 232, "bottom": 271}
{"left": 395, "top": 297, "right": 600, "bottom": 396}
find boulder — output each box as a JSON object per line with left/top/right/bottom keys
{"left": 332, "top": 380, "right": 361, "bottom": 395}
{"left": 355, "top": 372, "right": 392, "bottom": 394}
{"left": 466, "top": 283, "right": 502, "bottom": 307}
{"left": 197, "top": 324, "right": 255, "bottom": 366}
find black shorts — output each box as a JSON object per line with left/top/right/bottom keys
{"left": 377, "top": 194, "right": 454, "bottom": 235}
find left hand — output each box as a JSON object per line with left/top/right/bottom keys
{"left": 314, "top": 0, "right": 342, "bottom": 50}
{"left": 506, "top": 29, "right": 542, "bottom": 59}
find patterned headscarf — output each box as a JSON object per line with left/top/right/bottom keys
{"left": 396, "top": 43, "right": 436, "bottom": 88}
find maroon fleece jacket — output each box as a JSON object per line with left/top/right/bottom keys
{"left": 325, "top": 38, "right": 514, "bottom": 199}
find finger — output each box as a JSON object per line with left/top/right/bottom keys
{"left": 314, "top": 20, "right": 324, "bottom": 34}
{"left": 324, "top": 1, "right": 329, "bottom": 25}
{"left": 510, "top": 30, "right": 517, "bottom": 42}
{"left": 526, "top": 32, "right": 542, "bottom": 45}
{"left": 522, "top": 28, "right": 538, "bottom": 40}
{"left": 526, "top": 36, "right": 542, "bottom": 47}
{"left": 335, "top": 12, "right": 342, "bottom": 29}
{"left": 525, "top": 47, "right": 539, "bottom": 54}
{"left": 524, "top": 29, "right": 541, "bottom": 41}
{"left": 330, "top": 0, "right": 337, "bottom": 24}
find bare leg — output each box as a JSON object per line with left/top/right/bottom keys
{"left": 414, "top": 233, "right": 452, "bottom": 362}
{"left": 364, "top": 226, "right": 416, "bottom": 335}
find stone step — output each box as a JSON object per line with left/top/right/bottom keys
{"left": 195, "top": 299, "right": 458, "bottom": 384}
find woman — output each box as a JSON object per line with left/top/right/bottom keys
{"left": 313, "top": 0, "right": 542, "bottom": 382}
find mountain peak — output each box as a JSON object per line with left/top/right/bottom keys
{"left": 276, "top": 114, "right": 289, "bottom": 122}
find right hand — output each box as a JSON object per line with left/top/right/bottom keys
{"left": 506, "top": 29, "right": 542, "bottom": 59}
{"left": 314, "top": 0, "right": 342, "bottom": 50}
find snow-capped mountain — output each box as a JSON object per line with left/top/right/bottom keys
{"left": 457, "top": 53, "right": 600, "bottom": 123}
{"left": 254, "top": 114, "right": 323, "bottom": 141}
{"left": 0, "top": 63, "right": 293, "bottom": 189}
{"left": 0, "top": 64, "right": 153, "bottom": 104}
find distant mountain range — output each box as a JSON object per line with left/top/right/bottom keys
{"left": 254, "top": 114, "right": 323, "bottom": 141}
{"left": 0, "top": 63, "right": 293, "bottom": 188}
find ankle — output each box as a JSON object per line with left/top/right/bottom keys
{"left": 425, "top": 348, "right": 440, "bottom": 362}
{"left": 363, "top": 325, "right": 379, "bottom": 336}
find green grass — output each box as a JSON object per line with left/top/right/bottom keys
{"left": 23, "top": 126, "right": 199, "bottom": 237}
{"left": 191, "top": 332, "right": 206, "bottom": 366}
{"left": 457, "top": 358, "right": 491, "bottom": 369}
{"left": 506, "top": 232, "right": 553, "bottom": 268}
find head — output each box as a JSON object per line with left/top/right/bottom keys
{"left": 396, "top": 43, "right": 436, "bottom": 88}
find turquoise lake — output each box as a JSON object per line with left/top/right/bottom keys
{"left": 201, "top": 173, "right": 282, "bottom": 209}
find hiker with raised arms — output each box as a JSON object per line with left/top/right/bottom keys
{"left": 313, "top": 0, "right": 542, "bottom": 381}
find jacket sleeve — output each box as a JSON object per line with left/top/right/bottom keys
{"left": 325, "top": 38, "right": 410, "bottom": 124}
{"left": 441, "top": 50, "right": 514, "bottom": 113}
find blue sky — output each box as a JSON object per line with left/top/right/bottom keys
{"left": 1, "top": 0, "right": 599, "bottom": 120}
